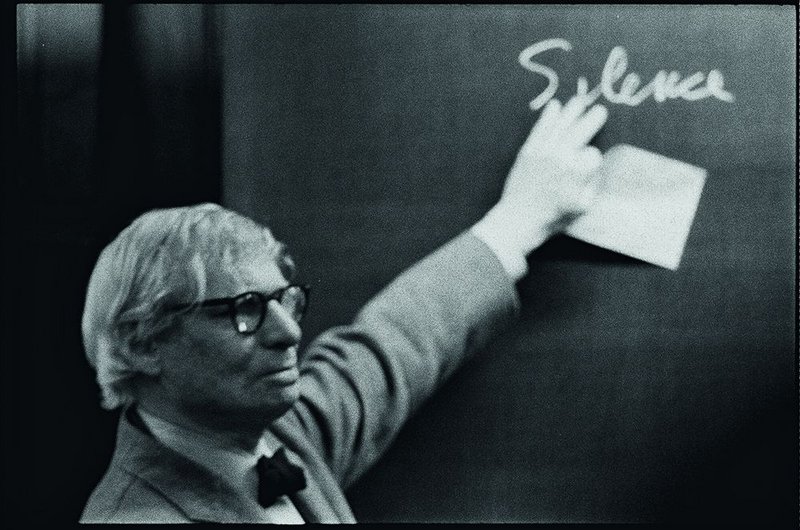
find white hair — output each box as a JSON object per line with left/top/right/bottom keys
{"left": 81, "top": 203, "right": 295, "bottom": 410}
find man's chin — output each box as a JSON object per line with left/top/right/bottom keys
{"left": 264, "top": 391, "right": 299, "bottom": 420}
{"left": 241, "top": 386, "right": 300, "bottom": 424}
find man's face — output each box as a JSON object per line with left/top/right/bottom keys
{"left": 154, "top": 253, "right": 303, "bottom": 431}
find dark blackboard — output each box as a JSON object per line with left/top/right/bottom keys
{"left": 221, "top": 5, "right": 796, "bottom": 523}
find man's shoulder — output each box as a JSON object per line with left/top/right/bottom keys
{"left": 80, "top": 464, "right": 190, "bottom": 523}
{"left": 80, "top": 408, "right": 193, "bottom": 523}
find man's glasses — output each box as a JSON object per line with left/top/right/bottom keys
{"left": 166, "top": 284, "right": 310, "bottom": 335}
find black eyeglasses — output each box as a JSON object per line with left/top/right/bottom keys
{"left": 166, "top": 284, "right": 310, "bottom": 335}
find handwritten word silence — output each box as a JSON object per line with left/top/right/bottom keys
{"left": 518, "top": 38, "right": 735, "bottom": 111}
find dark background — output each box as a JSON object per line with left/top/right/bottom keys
{"left": 6, "top": 4, "right": 797, "bottom": 525}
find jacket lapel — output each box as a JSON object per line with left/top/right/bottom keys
{"left": 270, "top": 413, "right": 357, "bottom": 523}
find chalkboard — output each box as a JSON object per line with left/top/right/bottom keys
{"left": 221, "top": 5, "right": 796, "bottom": 523}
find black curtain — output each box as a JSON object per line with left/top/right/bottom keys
{"left": 7, "top": 5, "right": 222, "bottom": 522}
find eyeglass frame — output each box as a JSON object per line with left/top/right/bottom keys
{"left": 164, "top": 284, "right": 311, "bottom": 335}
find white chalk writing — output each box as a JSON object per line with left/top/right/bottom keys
{"left": 519, "top": 38, "right": 735, "bottom": 111}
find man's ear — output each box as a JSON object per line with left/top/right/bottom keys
{"left": 128, "top": 339, "right": 163, "bottom": 377}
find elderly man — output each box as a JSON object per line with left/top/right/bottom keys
{"left": 80, "top": 96, "right": 607, "bottom": 523}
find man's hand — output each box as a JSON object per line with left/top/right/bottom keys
{"left": 472, "top": 96, "right": 608, "bottom": 280}
{"left": 503, "top": 96, "right": 608, "bottom": 238}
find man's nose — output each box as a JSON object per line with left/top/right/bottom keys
{"left": 258, "top": 299, "right": 302, "bottom": 347}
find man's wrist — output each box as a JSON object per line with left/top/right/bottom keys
{"left": 470, "top": 227, "right": 528, "bottom": 282}
{"left": 470, "top": 205, "right": 553, "bottom": 282}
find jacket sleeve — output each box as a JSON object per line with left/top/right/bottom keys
{"left": 291, "top": 231, "right": 520, "bottom": 488}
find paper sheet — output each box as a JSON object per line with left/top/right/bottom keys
{"left": 564, "top": 144, "right": 707, "bottom": 270}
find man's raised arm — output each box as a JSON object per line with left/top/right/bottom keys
{"left": 285, "top": 96, "right": 609, "bottom": 488}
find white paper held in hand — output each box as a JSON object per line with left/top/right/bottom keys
{"left": 564, "top": 144, "right": 707, "bottom": 270}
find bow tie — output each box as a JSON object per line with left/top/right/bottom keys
{"left": 256, "top": 447, "right": 307, "bottom": 508}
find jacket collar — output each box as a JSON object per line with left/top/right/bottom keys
{"left": 112, "top": 406, "right": 266, "bottom": 523}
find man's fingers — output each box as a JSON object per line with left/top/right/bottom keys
{"left": 573, "top": 148, "right": 604, "bottom": 210}
{"left": 579, "top": 145, "right": 603, "bottom": 173}
{"left": 568, "top": 104, "right": 609, "bottom": 148}
{"left": 527, "top": 98, "right": 562, "bottom": 145}
{"left": 556, "top": 95, "right": 592, "bottom": 134}
{"left": 568, "top": 146, "right": 603, "bottom": 175}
